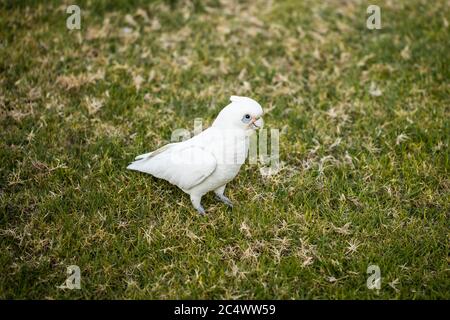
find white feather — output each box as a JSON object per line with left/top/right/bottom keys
{"left": 127, "top": 142, "right": 216, "bottom": 190}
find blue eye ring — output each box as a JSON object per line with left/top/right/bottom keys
{"left": 242, "top": 114, "right": 252, "bottom": 123}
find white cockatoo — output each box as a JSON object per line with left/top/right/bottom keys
{"left": 127, "top": 96, "right": 264, "bottom": 214}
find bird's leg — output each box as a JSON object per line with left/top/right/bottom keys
{"left": 190, "top": 194, "right": 206, "bottom": 215}
{"left": 214, "top": 185, "right": 233, "bottom": 208}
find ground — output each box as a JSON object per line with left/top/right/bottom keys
{"left": 0, "top": 0, "right": 449, "bottom": 299}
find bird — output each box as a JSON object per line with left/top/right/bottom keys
{"left": 127, "top": 95, "right": 264, "bottom": 215}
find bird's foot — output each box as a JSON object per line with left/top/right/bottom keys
{"left": 215, "top": 194, "right": 233, "bottom": 208}
{"left": 190, "top": 195, "right": 206, "bottom": 215}
{"left": 196, "top": 205, "right": 206, "bottom": 215}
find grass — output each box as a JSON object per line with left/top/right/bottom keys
{"left": 0, "top": 0, "right": 449, "bottom": 299}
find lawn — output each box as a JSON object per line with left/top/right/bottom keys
{"left": 0, "top": 0, "right": 449, "bottom": 299}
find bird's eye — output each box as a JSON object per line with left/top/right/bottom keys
{"left": 242, "top": 114, "right": 252, "bottom": 123}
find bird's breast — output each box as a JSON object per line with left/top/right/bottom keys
{"left": 204, "top": 131, "right": 249, "bottom": 165}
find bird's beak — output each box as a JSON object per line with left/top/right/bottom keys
{"left": 249, "top": 117, "right": 264, "bottom": 129}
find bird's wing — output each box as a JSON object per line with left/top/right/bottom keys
{"left": 134, "top": 143, "right": 178, "bottom": 160}
{"left": 127, "top": 145, "right": 217, "bottom": 190}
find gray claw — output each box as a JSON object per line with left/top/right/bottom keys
{"left": 197, "top": 206, "right": 206, "bottom": 215}
{"left": 216, "top": 195, "right": 233, "bottom": 208}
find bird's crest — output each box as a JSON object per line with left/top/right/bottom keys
{"left": 230, "top": 95, "right": 246, "bottom": 103}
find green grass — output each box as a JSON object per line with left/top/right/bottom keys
{"left": 0, "top": 0, "right": 449, "bottom": 299}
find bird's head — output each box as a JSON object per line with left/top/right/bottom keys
{"left": 212, "top": 96, "right": 264, "bottom": 132}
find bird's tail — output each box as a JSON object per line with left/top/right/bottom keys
{"left": 127, "top": 143, "right": 178, "bottom": 171}
{"left": 126, "top": 160, "right": 144, "bottom": 171}
{"left": 134, "top": 152, "right": 152, "bottom": 160}
{"left": 126, "top": 153, "right": 152, "bottom": 172}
